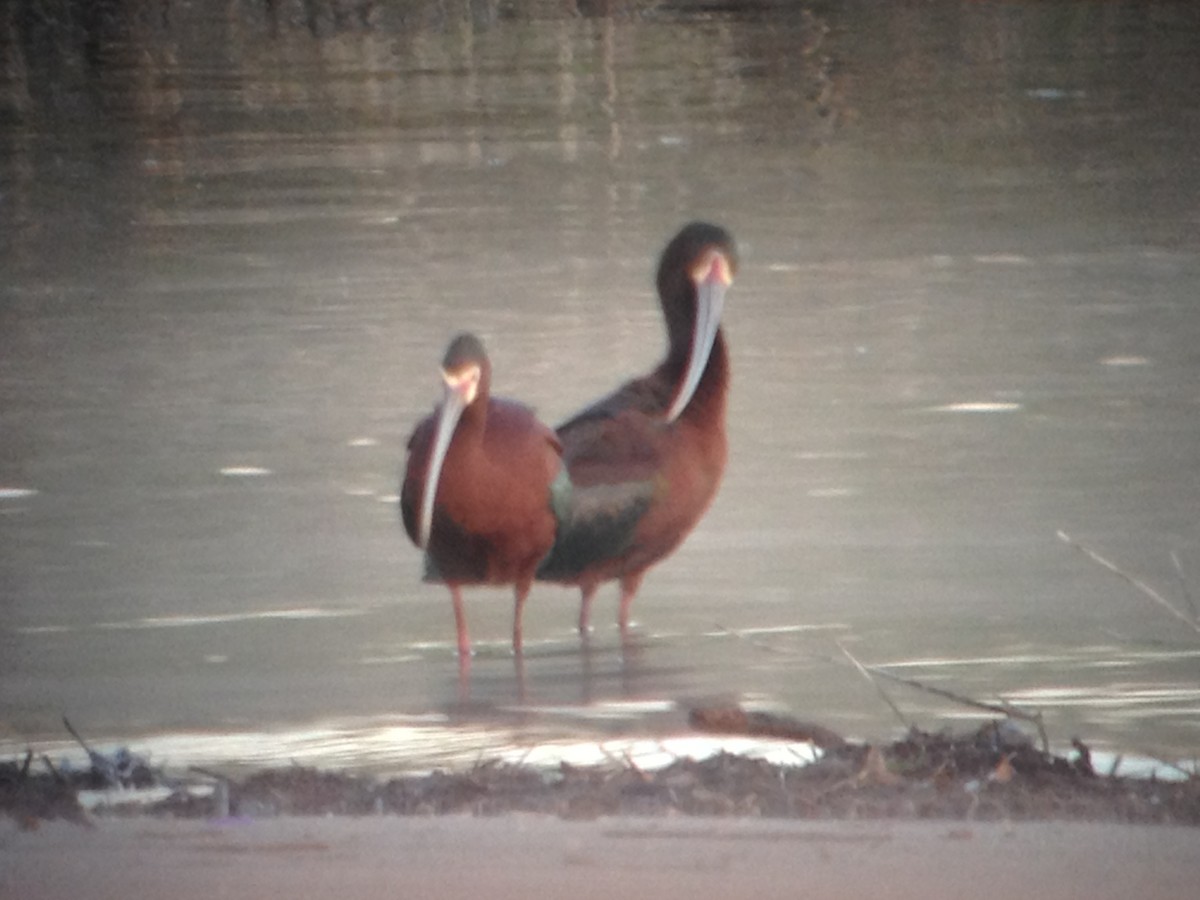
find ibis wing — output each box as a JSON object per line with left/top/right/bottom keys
{"left": 537, "top": 398, "right": 666, "bottom": 580}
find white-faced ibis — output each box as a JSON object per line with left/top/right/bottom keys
{"left": 537, "top": 222, "right": 737, "bottom": 635}
{"left": 401, "top": 333, "right": 567, "bottom": 659}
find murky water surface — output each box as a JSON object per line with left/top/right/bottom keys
{"left": 2, "top": 1, "right": 1199, "bottom": 769}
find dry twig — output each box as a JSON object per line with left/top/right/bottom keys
{"left": 862, "top": 664, "right": 1050, "bottom": 753}
{"left": 836, "top": 640, "right": 910, "bottom": 729}
{"left": 1170, "top": 550, "right": 1197, "bottom": 623}
{"left": 1058, "top": 531, "right": 1200, "bottom": 635}
{"left": 712, "top": 623, "right": 805, "bottom": 656}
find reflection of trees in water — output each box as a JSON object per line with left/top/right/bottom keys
{"left": 3, "top": 2, "right": 1194, "bottom": 198}
{"left": 0, "top": 0, "right": 837, "bottom": 279}
{"left": 0, "top": 0, "right": 835, "bottom": 128}
{"left": 0, "top": 0, "right": 842, "bottom": 250}
{"left": 829, "top": 2, "right": 1200, "bottom": 168}
{"left": 6, "top": 2, "right": 1197, "bottom": 161}
{"left": 3, "top": 0, "right": 177, "bottom": 120}
{"left": 9, "top": 1, "right": 1193, "bottom": 254}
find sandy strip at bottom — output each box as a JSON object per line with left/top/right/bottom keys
{"left": 3, "top": 815, "right": 1196, "bottom": 899}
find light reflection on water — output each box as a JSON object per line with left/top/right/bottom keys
{"left": 2, "top": 1, "right": 1200, "bottom": 767}
{"left": 6, "top": 710, "right": 1191, "bottom": 786}
{"left": 24, "top": 720, "right": 827, "bottom": 786}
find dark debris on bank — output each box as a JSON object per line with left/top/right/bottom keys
{"left": 3, "top": 712, "right": 1198, "bottom": 830}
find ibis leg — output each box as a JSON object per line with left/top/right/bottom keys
{"left": 617, "top": 571, "right": 645, "bottom": 635}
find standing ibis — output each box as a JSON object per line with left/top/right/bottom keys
{"left": 538, "top": 222, "right": 737, "bottom": 635}
{"left": 401, "top": 333, "right": 567, "bottom": 660}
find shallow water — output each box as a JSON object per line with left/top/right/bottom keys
{"left": 2, "top": 0, "right": 1199, "bottom": 770}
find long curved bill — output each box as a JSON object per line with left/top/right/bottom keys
{"left": 417, "top": 382, "right": 470, "bottom": 549}
{"left": 665, "top": 252, "right": 730, "bottom": 422}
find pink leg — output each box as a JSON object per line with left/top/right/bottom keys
{"left": 512, "top": 579, "right": 531, "bottom": 657}
{"left": 578, "top": 581, "right": 599, "bottom": 635}
{"left": 450, "top": 584, "right": 471, "bottom": 660}
{"left": 617, "top": 571, "right": 645, "bottom": 635}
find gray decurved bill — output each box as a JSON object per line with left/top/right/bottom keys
{"left": 665, "top": 274, "right": 726, "bottom": 423}
{"left": 417, "top": 385, "right": 468, "bottom": 548}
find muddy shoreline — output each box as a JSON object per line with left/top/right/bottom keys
{"left": 5, "top": 712, "right": 1196, "bottom": 829}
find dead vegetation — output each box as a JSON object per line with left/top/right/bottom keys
{"left": 3, "top": 711, "right": 1198, "bottom": 829}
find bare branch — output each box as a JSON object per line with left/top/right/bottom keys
{"left": 861, "top": 665, "right": 1049, "bottom": 753}
{"left": 836, "top": 640, "right": 910, "bottom": 729}
{"left": 1170, "top": 549, "right": 1197, "bottom": 623}
{"left": 712, "top": 623, "right": 805, "bottom": 656}
{"left": 1058, "top": 531, "right": 1200, "bottom": 634}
